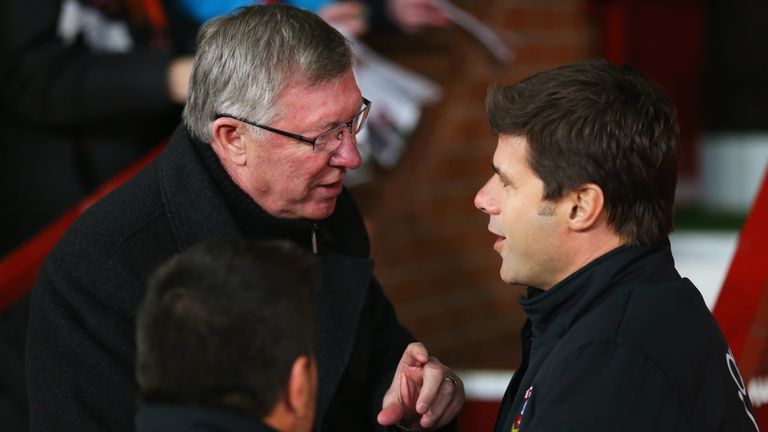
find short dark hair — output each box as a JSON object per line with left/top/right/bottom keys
{"left": 486, "top": 58, "right": 679, "bottom": 246}
{"left": 136, "top": 239, "right": 315, "bottom": 418}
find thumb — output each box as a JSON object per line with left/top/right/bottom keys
{"left": 377, "top": 400, "right": 405, "bottom": 426}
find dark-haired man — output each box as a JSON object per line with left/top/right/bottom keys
{"left": 26, "top": 4, "right": 463, "bottom": 432}
{"left": 475, "top": 58, "right": 758, "bottom": 431}
{"left": 135, "top": 239, "right": 317, "bottom": 432}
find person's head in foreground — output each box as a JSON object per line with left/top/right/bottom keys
{"left": 136, "top": 239, "right": 317, "bottom": 432}
{"left": 184, "top": 3, "right": 369, "bottom": 221}
{"left": 475, "top": 57, "right": 678, "bottom": 289}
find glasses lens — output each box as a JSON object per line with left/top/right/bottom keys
{"left": 313, "top": 102, "right": 370, "bottom": 153}
{"left": 314, "top": 124, "right": 348, "bottom": 153}
{"left": 354, "top": 103, "right": 370, "bottom": 134}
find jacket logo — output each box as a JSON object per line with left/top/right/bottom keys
{"left": 726, "top": 349, "right": 759, "bottom": 431}
{"left": 512, "top": 386, "right": 534, "bottom": 432}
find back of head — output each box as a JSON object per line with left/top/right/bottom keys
{"left": 136, "top": 239, "right": 315, "bottom": 419}
{"left": 486, "top": 58, "right": 679, "bottom": 246}
{"left": 183, "top": 4, "right": 353, "bottom": 143}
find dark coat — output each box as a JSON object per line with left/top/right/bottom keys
{"left": 26, "top": 126, "right": 416, "bottom": 432}
{"left": 135, "top": 405, "right": 279, "bottom": 432}
{"left": 494, "top": 241, "right": 758, "bottom": 432}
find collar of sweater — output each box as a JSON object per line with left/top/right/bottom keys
{"left": 190, "top": 135, "right": 315, "bottom": 248}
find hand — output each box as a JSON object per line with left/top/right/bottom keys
{"left": 387, "top": 0, "right": 451, "bottom": 33}
{"left": 167, "top": 56, "right": 194, "bottom": 104}
{"left": 319, "top": 2, "right": 369, "bottom": 37}
{"left": 377, "top": 342, "right": 464, "bottom": 430}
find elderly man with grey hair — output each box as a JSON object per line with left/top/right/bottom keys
{"left": 26, "top": 5, "right": 464, "bottom": 432}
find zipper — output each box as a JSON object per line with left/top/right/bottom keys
{"left": 311, "top": 223, "right": 318, "bottom": 255}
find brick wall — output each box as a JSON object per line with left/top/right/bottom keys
{"left": 354, "top": 0, "right": 598, "bottom": 369}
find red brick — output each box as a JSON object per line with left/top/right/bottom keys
{"left": 349, "top": 0, "right": 595, "bottom": 369}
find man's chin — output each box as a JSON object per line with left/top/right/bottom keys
{"left": 302, "top": 197, "right": 339, "bottom": 221}
{"left": 499, "top": 265, "right": 518, "bottom": 286}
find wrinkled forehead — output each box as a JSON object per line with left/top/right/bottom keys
{"left": 273, "top": 70, "right": 363, "bottom": 128}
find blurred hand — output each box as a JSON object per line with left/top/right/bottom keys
{"left": 167, "top": 56, "right": 194, "bottom": 104}
{"left": 387, "top": 0, "right": 451, "bottom": 33}
{"left": 319, "top": 1, "right": 369, "bottom": 37}
{"left": 377, "top": 342, "right": 465, "bottom": 430}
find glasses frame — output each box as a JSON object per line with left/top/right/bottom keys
{"left": 215, "top": 97, "right": 371, "bottom": 152}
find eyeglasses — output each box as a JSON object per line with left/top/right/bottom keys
{"left": 215, "top": 97, "right": 371, "bottom": 154}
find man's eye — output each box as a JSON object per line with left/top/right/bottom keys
{"left": 497, "top": 175, "right": 512, "bottom": 189}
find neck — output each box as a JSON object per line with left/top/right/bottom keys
{"left": 545, "top": 229, "right": 624, "bottom": 290}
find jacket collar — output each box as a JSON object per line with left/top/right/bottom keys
{"left": 519, "top": 239, "right": 680, "bottom": 346}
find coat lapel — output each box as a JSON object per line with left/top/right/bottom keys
{"left": 314, "top": 249, "right": 372, "bottom": 425}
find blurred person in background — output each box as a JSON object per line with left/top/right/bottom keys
{"left": 175, "top": 0, "right": 449, "bottom": 37}
{"left": 26, "top": 4, "right": 463, "bottom": 432}
{"left": 0, "top": 0, "right": 197, "bottom": 257}
{"left": 475, "top": 58, "right": 758, "bottom": 431}
{"left": 0, "top": 0, "right": 447, "bottom": 257}
{"left": 135, "top": 239, "right": 317, "bottom": 432}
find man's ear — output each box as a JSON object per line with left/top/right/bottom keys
{"left": 286, "top": 355, "right": 315, "bottom": 420}
{"left": 211, "top": 117, "right": 248, "bottom": 166}
{"left": 263, "top": 355, "right": 316, "bottom": 432}
{"left": 566, "top": 183, "right": 606, "bottom": 232}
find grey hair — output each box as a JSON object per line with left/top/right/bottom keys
{"left": 183, "top": 4, "right": 353, "bottom": 143}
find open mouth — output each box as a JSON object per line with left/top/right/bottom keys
{"left": 493, "top": 236, "right": 505, "bottom": 251}
{"left": 318, "top": 179, "right": 344, "bottom": 193}
{"left": 488, "top": 224, "right": 505, "bottom": 252}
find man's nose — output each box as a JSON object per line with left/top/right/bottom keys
{"left": 329, "top": 132, "right": 362, "bottom": 169}
{"left": 474, "top": 179, "right": 498, "bottom": 214}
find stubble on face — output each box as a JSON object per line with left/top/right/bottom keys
{"left": 537, "top": 203, "right": 557, "bottom": 217}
